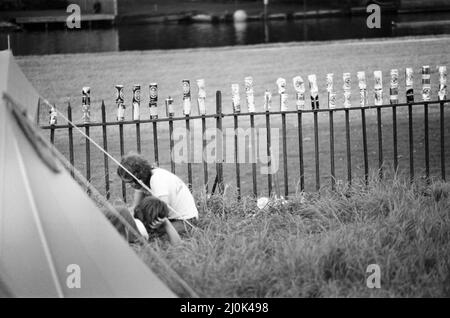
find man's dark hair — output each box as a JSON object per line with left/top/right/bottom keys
{"left": 117, "top": 153, "right": 153, "bottom": 185}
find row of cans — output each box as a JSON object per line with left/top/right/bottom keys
{"left": 232, "top": 66, "right": 447, "bottom": 113}
{"left": 72, "top": 66, "right": 447, "bottom": 125}
{"left": 79, "top": 80, "right": 201, "bottom": 123}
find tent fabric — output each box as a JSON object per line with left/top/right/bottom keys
{"left": 0, "top": 50, "right": 176, "bottom": 298}
{"left": 0, "top": 51, "right": 40, "bottom": 122}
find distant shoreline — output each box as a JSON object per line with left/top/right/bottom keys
{"left": 2, "top": 1, "right": 450, "bottom": 30}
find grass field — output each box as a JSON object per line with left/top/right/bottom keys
{"left": 17, "top": 35, "right": 450, "bottom": 297}
{"left": 19, "top": 35, "right": 450, "bottom": 200}
{"left": 136, "top": 175, "right": 450, "bottom": 297}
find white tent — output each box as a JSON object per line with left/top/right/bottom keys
{"left": 0, "top": 50, "right": 176, "bottom": 297}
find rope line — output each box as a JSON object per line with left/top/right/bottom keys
{"left": 4, "top": 93, "right": 199, "bottom": 298}
{"left": 40, "top": 97, "right": 196, "bottom": 229}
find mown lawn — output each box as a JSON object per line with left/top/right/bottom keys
{"left": 135, "top": 175, "right": 450, "bottom": 297}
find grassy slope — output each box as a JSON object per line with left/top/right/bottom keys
{"left": 136, "top": 176, "right": 450, "bottom": 297}
{"left": 16, "top": 37, "right": 450, "bottom": 298}
{"left": 18, "top": 36, "right": 450, "bottom": 200}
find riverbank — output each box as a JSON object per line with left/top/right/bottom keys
{"left": 2, "top": 0, "right": 450, "bottom": 30}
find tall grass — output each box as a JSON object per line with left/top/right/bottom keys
{"left": 134, "top": 174, "right": 450, "bottom": 297}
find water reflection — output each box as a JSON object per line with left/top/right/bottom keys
{"left": 1, "top": 11, "right": 450, "bottom": 56}
{"left": 234, "top": 21, "right": 247, "bottom": 45}
{"left": 3, "top": 28, "right": 119, "bottom": 56}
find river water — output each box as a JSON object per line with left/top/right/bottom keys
{"left": 2, "top": 12, "right": 450, "bottom": 55}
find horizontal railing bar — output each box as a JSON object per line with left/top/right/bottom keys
{"left": 40, "top": 99, "right": 450, "bottom": 130}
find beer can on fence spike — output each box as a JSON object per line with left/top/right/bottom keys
{"left": 343, "top": 73, "right": 352, "bottom": 108}
{"left": 132, "top": 84, "right": 141, "bottom": 121}
{"left": 115, "top": 84, "right": 125, "bottom": 121}
{"left": 276, "top": 77, "right": 286, "bottom": 95}
{"left": 81, "top": 86, "right": 91, "bottom": 124}
{"left": 308, "top": 74, "right": 319, "bottom": 110}
{"left": 438, "top": 66, "right": 447, "bottom": 101}
{"left": 149, "top": 83, "right": 158, "bottom": 119}
{"left": 390, "top": 69, "right": 399, "bottom": 104}
{"left": 405, "top": 68, "right": 414, "bottom": 103}
{"left": 280, "top": 93, "right": 288, "bottom": 112}
{"left": 182, "top": 79, "right": 191, "bottom": 116}
{"left": 422, "top": 65, "right": 431, "bottom": 101}
{"left": 264, "top": 90, "right": 272, "bottom": 112}
{"left": 197, "top": 79, "right": 206, "bottom": 115}
{"left": 165, "top": 96, "right": 174, "bottom": 117}
{"left": 245, "top": 76, "right": 255, "bottom": 113}
{"left": 231, "top": 83, "right": 241, "bottom": 113}
{"left": 293, "top": 76, "right": 305, "bottom": 110}
{"left": 374, "top": 70, "right": 383, "bottom": 106}
{"left": 327, "top": 72, "right": 336, "bottom": 109}
{"left": 357, "top": 71, "right": 367, "bottom": 107}
{"left": 49, "top": 104, "right": 57, "bottom": 125}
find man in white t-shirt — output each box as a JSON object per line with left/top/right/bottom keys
{"left": 117, "top": 153, "right": 198, "bottom": 236}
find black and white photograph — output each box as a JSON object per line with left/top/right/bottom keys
{"left": 0, "top": 0, "right": 450, "bottom": 301}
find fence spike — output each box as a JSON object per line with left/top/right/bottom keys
{"left": 326, "top": 73, "right": 336, "bottom": 109}
{"left": 438, "top": 66, "right": 447, "bottom": 101}
{"left": 374, "top": 70, "right": 383, "bottom": 106}
{"left": 343, "top": 72, "right": 351, "bottom": 108}
{"left": 293, "top": 76, "right": 305, "bottom": 110}
{"left": 406, "top": 68, "right": 414, "bottom": 103}
{"left": 276, "top": 77, "right": 288, "bottom": 112}
{"left": 132, "top": 84, "right": 141, "bottom": 120}
{"left": 149, "top": 83, "right": 158, "bottom": 119}
{"left": 308, "top": 74, "right": 319, "bottom": 109}
{"left": 182, "top": 80, "right": 191, "bottom": 116}
{"left": 115, "top": 84, "right": 125, "bottom": 121}
{"left": 357, "top": 71, "right": 367, "bottom": 107}
{"left": 197, "top": 79, "right": 206, "bottom": 115}
{"left": 422, "top": 65, "right": 431, "bottom": 101}
{"left": 81, "top": 86, "right": 91, "bottom": 124}
{"left": 245, "top": 76, "right": 255, "bottom": 113}
{"left": 390, "top": 69, "right": 399, "bottom": 104}
{"left": 231, "top": 83, "right": 241, "bottom": 113}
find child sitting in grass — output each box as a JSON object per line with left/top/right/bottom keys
{"left": 134, "top": 196, "right": 182, "bottom": 245}
{"left": 117, "top": 153, "right": 198, "bottom": 237}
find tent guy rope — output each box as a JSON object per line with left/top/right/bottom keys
{"left": 4, "top": 93, "right": 199, "bottom": 298}
{"left": 38, "top": 97, "right": 196, "bottom": 230}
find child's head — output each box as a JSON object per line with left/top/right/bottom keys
{"left": 134, "top": 196, "right": 169, "bottom": 230}
{"left": 117, "top": 153, "right": 153, "bottom": 190}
